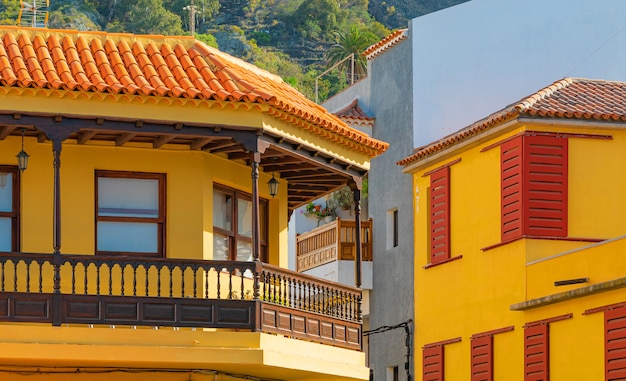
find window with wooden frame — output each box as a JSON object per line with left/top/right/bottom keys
{"left": 605, "top": 306, "right": 626, "bottom": 381}
{"left": 501, "top": 135, "right": 568, "bottom": 242}
{"left": 423, "top": 345, "right": 444, "bottom": 381}
{"left": 213, "top": 185, "right": 268, "bottom": 262}
{"left": 95, "top": 170, "right": 166, "bottom": 256}
{"left": 0, "top": 166, "right": 19, "bottom": 252}
{"left": 471, "top": 335, "right": 493, "bottom": 381}
{"left": 429, "top": 166, "right": 450, "bottom": 264}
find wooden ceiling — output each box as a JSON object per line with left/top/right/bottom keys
{"left": 0, "top": 112, "right": 365, "bottom": 211}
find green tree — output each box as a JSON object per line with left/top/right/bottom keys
{"left": 86, "top": 0, "right": 183, "bottom": 35}
{"left": 162, "top": 0, "right": 219, "bottom": 34}
{"left": 291, "top": 0, "right": 343, "bottom": 40}
{"left": 325, "top": 25, "right": 377, "bottom": 82}
{"left": 0, "top": 0, "right": 20, "bottom": 25}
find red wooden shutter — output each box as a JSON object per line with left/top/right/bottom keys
{"left": 501, "top": 136, "right": 524, "bottom": 241}
{"left": 606, "top": 307, "right": 626, "bottom": 381}
{"left": 471, "top": 335, "right": 493, "bottom": 381}
{"left": 423, "top": 345, "right": 444, "bottom": 381}
{"left": 430, "top": 167, "right": 450, "bottom": 263}
{"left": 523, "top": 135, "right": 568, "bottom": 237}
{"left": 524, "top": 324, "right": 549, "bottom": 381}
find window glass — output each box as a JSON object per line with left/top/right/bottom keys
{"left": 237, "top": 197, "right": 252, "bottom": 238}
{"left": 236, "top": 239, "right": 253, "bottom": 261}
{"left": 0, "top": 173, "right": 12, "bottom": 212}
{"left": 213, "top": 189, "right": 232, "bottom": 231}
{"left": 98, "top": 177, "right": 158, "bottom": 218}
{"left": 97, "top": 221, "right": 158, "bottom": 253}
{"left": 96, "top": 171, "right": 164, "bottom": 256}
{"left": 213, "top": 233, "right": 229, "bottom": 261}
{"left": 0, "top": 217, "right": 11, "bottom": 252}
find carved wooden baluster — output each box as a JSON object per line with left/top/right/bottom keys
{"left": 145, "top": 265, "right": 150, "bottom": 297}
{"left": 25, "top": 261, "right": 31, "bottom": 293}
{"left": 240, "top": 268, "right": 245, "bottom": 300}
{"left": 299, "top": 280, "right": 303, "bottom": 310}
{"left": 204, "top": 267, "right": 209, "bottom": 299}
{"left": 180, "top": 266, "right": 185, "bottom": 298}
{"left": 157, "top": 265, "right": 162, "bottom": 297}
{"left": 70, "top": 262, "right": 76, "bottom": 294}
{"left": 0, "top": 262, "right": 4, "bottom": 292}
{"left": 193, "top": 266, "right": 198, "bottom": 298}
{"left": 216, "top": 267, "right": 221, "bottom": 299}
{"left": 83, "top": 263, "right": 88, "bottom": 295}
{"left": 96, "top": 264, "right": 101, "bottom": 295}
{"left": 38, "top": 261, "right": 43, "bottom": 293}
{"left": 120, "top": 264, "right": 126, "bottom": 296}
{"left": 131, "top": 263, "right": 137, "bottom": 297}
{"left": 12, "top": 260, "right": 18, "bottom": 292}
{"left": 227, "top": 267, "right": 233, "bottom": 299}
{"left": 108, "top": 264, "right": 114, "bottom": 296}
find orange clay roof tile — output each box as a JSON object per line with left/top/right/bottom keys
{"left": 398, "top": 78, "right": 626, "bottom": 166}
{"left": 364, "top": 29, "right": 408, "bottom": 60}
{"left": 0, "top": 27, "right": 387, "bottom": 156}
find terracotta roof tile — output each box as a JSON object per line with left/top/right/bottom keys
{"left": 398, "top": 78, "right": 626, "bottom": 166}
{"left": 364, "top": 29, "right": 408, "bottom": 60}
{"left": 333, "top": 99, "right": 374, "bottom": 128}
{"left": 0, "top": 27, "right": 388, "bottom": 156}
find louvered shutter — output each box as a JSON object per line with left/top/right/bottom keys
{"left": 501, "top": 136, "right": 524, "bottom": 241}
{"left": 606, "top": 307, "right": 626, "bottom": 381}
{"left": 430, "top": 167, "right": 450, "bottom": 263}
{"left": 524, "top": 324, "right": 549, "bottom": 381}
{"left": 423, "top": 345, "right": 444, "bottom": 381}
{"left": 523, "top": 135, "right": 568, "bottom": 237}
{"left": 471, "top": 335, "right": 493, "bottom": 381}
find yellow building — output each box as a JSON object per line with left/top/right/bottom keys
{"left": 0, "top": 26, "right": 388, "bottom": 380}
{"left": 399, "top": 78, "right": 626, "bottom": 381}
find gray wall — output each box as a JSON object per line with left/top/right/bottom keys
{"left": 367, "top": 31, "right": 415, "bottom": 381}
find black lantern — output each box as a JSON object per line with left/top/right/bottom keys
{"left": 16, "top": 128, "right": 29, "bottom": 172}
{"left": 267, "top": 157, "right": 279, "bottom": 198}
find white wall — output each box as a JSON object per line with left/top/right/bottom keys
{"left": 412, "top": 0, "right": 626, "bottom": 147}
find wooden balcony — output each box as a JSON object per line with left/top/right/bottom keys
{"left": 297, "top": 218, "right": 372, "bottom": 272}
{"left": 0, "top": 252, "right": 362, "bottom": 351}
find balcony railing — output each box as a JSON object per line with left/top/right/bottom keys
{"left": 296, "top": 218, "right": 372, "bottom": 272}
{"left": 0, "top": 252, "right": 362, "bottom": 350}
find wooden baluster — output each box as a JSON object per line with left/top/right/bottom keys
{"left": 96, "top": 264, "right": 101, "bottom": 295}
{"left": 132, "top": 264, "right": 137, "bottom": 296}
{"left": 108, "top": 264, "right": 114, "bottom": 296}
{"left": 181, "top": 266, "right": 185, "bottom": 298}
{"left": 157, "top": 265, "right": 162, "bottom": 297}
{"left": 228, "top": 268, "right": 233, "bottom": 299}
{"left": 120, "top": 264, "right": 126, "bottom": 296}
{"left": 204, "top": 267, "right": 209, "bottom": 299}
{"left": 145, "top": 266, "right": 150, "bottom": 297}
{"left": 25, "top": 261, "right": 31, "bottom": 293}
{"left": 0, "top": 262, "right": 4, "bottom": 292}
{"left": 193, "top": 266, "right": 198, "bottom": 298}
{"left": 240, "top": 268, "right": 245, "bottom": 300}
{"left": 216, "top": 267, "right": 221, "bottom": 299}
{"left": 168, "top": 266, "right": 173, "bottom": 298}
{"left": 13, "top": 260, "right": 18, "bottom": 292}
{"left": 83, "top": 263, "right": 88, "bottom": 295}
{"left": 38, "top": 262, "right": 43, "bottom": 293}
{"left": 70, "top": 262, "right": 75, "bottom": 294}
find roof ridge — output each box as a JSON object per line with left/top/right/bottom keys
{"left": 514, "top": 77, "right": 575, "bottom": 112}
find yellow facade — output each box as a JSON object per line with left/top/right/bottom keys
{"left": 0, "top": 27, "right": 385, "bottom": 381}
{"left": 409, "top": 120, "right": 626, "bottom": 380}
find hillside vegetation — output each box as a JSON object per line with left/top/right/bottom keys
{"left": 0, "top": 0, "right": 466, "bottom": 101}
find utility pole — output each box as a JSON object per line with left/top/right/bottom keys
{"left": 183, "top": 0, "right": 197, "bottom": 36}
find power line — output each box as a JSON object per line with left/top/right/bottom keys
{"left": 364, "top": 319, "right": 412, "bottom": 381}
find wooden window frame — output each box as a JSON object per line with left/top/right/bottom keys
{"left": 0, "top": 166, "right": 19, "bottom": 252}
{"left": 429, "top": 166, "right": 450, "bottom": 264}
{"left": 213, "top": 184, "right": 268, "bottom": 262}
{"left": 524, "top": 324, "right": 549, "bottom": 381}
{"left": 605, "top": 306, "right": 626, "bottom": 381}
{"left": 95, "top": 170, "right": 166, "bottom": 257}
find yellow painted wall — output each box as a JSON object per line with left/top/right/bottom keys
{"left": 411, "top": 122, "right": 626, "bottom": 380}
{"left": 0, "top": 136, "right": 286, "bottom": 263}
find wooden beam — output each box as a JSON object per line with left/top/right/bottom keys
{"left": 153, "top": 135, "right": 175, "bottom": 148}
{"left": 0, "top": 125, "right": 16, "bottom": 140}
{"left": 77, "top": 130, "right": 98, "bottom": 145}
{"left": 190, "top": 137, "right": 214, "bottom": 150}
{"left": 116, "top": 133, "right": 136, "bottom": 146}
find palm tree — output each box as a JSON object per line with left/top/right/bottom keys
{"left": 325, "top": 25, "right": 375, "bottom": 83}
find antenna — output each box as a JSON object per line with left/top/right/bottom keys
{"left": 18, "top": 0, "right": 49, "bottom": 28}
